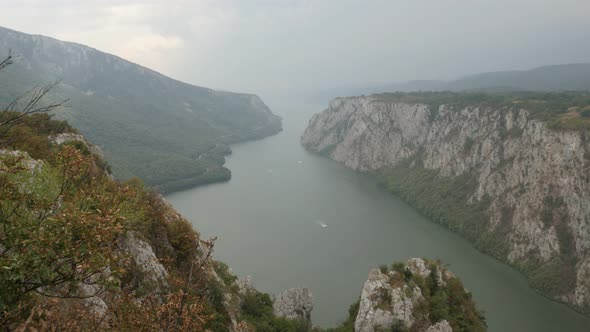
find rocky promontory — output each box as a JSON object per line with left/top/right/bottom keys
{"left": 354, "top": 258, "right": 485, "bottom": 332}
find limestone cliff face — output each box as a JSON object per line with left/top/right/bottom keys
{"left": 273, "top": 288, "right": 313, "bottom": 328}
{"left": 355, "top": 258, "right": 471, "bottom": 332}
{"left": 302, "top": 95, "right": 590, "bottom": 312}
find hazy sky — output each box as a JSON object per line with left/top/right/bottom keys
{"left": 2, "top": 0, "right": 590, "bottom": 96}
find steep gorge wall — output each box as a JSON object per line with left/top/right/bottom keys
{"left": 301, "top": 96, "right": 590, "bottom": 312}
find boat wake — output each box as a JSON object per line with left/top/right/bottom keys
{"left": 314, "top": 220, "right": 328, "bottom": 228}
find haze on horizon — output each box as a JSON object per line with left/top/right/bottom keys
{"left": 2, "top": 0, "right": 590, "bottom": 98}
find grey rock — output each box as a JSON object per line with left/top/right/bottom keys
{"left": 426, "top": 320, "right": 453, "bottom": 332}
{"left": 237, "top": 275, "right": 254, "bottom": 295}
{"left": 120, "top": 232, "right": 170, "bottom": 296}
{"left": 355, "top": 259, "right": 460, "bottom": 332}
{"left": 273, "top": 288, "right": 313, "bottom": 327}
{"left": 49, "top": 133, "right": 105, "bottom": 158}
{"left": 355, "top": 267, "right": 423, "bottom": 332}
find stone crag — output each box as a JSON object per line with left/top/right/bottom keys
{"left": 355, "top": 258, "right": 482, "bottom": 332}
{"left": 302, "top": 95, "right": 590, "bottom": 313}
{"left": 273, "top": 288, "right": 314, "bottom": 328}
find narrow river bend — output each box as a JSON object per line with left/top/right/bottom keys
{"left": 167, "top": 102, "right": 590, "bottom": 331}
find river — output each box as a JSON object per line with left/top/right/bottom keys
{"left": 166, "top": 101, "right": 590, "bottom": 331}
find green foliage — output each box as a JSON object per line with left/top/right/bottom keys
{"left": 165, "top": 218, "right": 199, "bottom": 266}
{"left": 155, "top": 165, "right": 231, "bottom": 194}
{"left": 380, "top": 164, "right": 507, "bottom": 257}
{"left": 0, "top": 48, "right": 282, "bottom": 192}
{"left": 214, "top": 261, "right": 238, "bottom": 288}
{"left": 0, "top": 112, "right": 75, "bottom": 160}
{"left": 401, "top": 260, "right": 486, "bottom": 332}
{"left": 202, "top": 278, "right": 233, "bottom": 330}
{"left": 526, "top": 256, "right": 577, "bottom": 298}
{"left": 0, "top": 145, "right": 131, "bottom": 319}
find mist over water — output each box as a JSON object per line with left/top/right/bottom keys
{"left": 167, "top": 101, "right": 590, "bottom": 331}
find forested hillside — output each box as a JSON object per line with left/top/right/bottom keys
{"left": 0, "top": 26, "right": 282, "bottom": 192}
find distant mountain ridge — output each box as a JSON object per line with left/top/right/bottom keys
{"left": 0, "top": 26, "right": 282, "bottom": 192}
{"left": 312, "top": 63, "right": 590, "bottom": 102}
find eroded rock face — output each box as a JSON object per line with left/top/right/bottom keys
{"left": 355, "top": 268, "right": 422, "bottom": 331}
{"left": 355, "top": 259, "right": 466, "bottom": 332}
{"left": 120, "top": 232, "right": 170, "bottom": 296}
{"left": 355, "top": 258, "right": 450, "bottom": 332}
{"left": 78, "top": 283, "right": 109, "bottom": 317}
{"left": 302, "top": 96, "right": 590, "bottom": 311}
{"left": 273, "top": 288, "right": 313, "bottom": 327}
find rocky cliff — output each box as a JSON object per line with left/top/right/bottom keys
{"left": 354, "top": 258, "right": 484, "bottom": 332}
{"left": 301, "top": 93, "right": 590, "bottom": 313}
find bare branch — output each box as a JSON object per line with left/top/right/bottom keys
{"left": 0, "top": 54, "right": 69, "bottom": 145}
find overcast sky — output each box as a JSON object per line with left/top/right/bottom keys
{"left": 2, "top": 0, "right": 590, "bottom": 97}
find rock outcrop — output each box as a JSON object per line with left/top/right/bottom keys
{"left": 50, "top": 133, "right": 105, "bottom": 158}
{"left": 426, "top": 320, "right": 453, "bottom": 332}
{"left": 302, "top": 95, "right": 590, "bottom": 312}
{"left": 273, "top": 288, "right": 314, "bottom": 328}
{"left": 355, "top": 268, "right": 422, "bottom": 331}
{"left": 119, "top": 232, "right": 170, "bottom": 297}
{"left": 355, "top": 258, "right": 484, "bottom": 332}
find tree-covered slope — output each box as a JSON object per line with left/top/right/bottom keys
{"left": 0, "top": 26, "right": 282, "bottom": 192}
